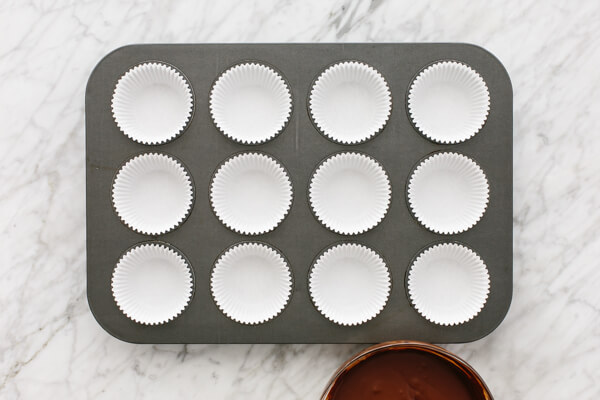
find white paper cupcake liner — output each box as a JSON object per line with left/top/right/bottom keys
{"left": 211, "top": 242, "right": 292, "bottom": 324}
{"left": 407, "top": 152, "right": 489, "bottom": 234}
{"left": 210, "top": 152, "right": 293, "bottom": 235}
{"left": 309, "top": 61, "right": 392, "bottom": 144}
{"left": 112, "top": 153, "right": 194, "bottom": 235}
{"left": 407, "top": 242, "right": 490, "bottom": 326}
{"left": 408, "top": 61, "right": 490, "bottom": 144}
{"left": 112, "top": 242, "right": 193, "bottom": 325}
{"left": 309, "top": 243, "right": 390, "bottom": 326}
{"left": 209, "top": 62, "right": 292, "bottom": 144}
{"left": 112, "top": 62, "right": 194, "bottom": 145}
{"left": 309, "top": 152, "right": 391, "bottom": 235}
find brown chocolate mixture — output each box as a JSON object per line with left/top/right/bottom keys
{"left": 327, "top": 350, "right": 484, "bottom": 400}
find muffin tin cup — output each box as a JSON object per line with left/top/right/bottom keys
{"left": 309, "top": 242, "right": 391, "bottom": 326}
{"left": 209, "top": 151, "right": 293, "bottom": 235}
{"left": 210, "top": 241, "right": 293, "bottom": 325}
{"left": 111, "top": 241, "right": 194, "bottom": 325}
{"left": 407, "top": 151, "right": 490, "bottom": 235}
{"left": 308, "top": 60, "right": 392, "bottom": 145}
{"left": 308, "top": 152, "right": 392, "bottom": 235}
{"left": 112, "top": 61, "right": 194, "bottom": 145}
{"left": 407, "top": 242, "right": 490, "bottom": 326}
{"left": 111, "top": 152, "right": 195, "bottom": 236}
{"left": 87, "top": 43, "right": 512, "bottom": 344}
{"left": 209, "top": 61, "right": 293, "bottom": 145}
{"left": 407, "top": 60, "right": 490, "bottom": 144}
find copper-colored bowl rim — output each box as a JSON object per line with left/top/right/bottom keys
{"left": 320, "top": 340, "right": 493, "bottom": 400}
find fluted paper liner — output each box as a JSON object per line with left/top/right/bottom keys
{"left": 309, "top": 243, "right": 390, "bottom": 326}
{"left": 112, "top": 153, "right": 194, "bottom": 235}
{"left": 211, "top": 242, "right": 292, "bottom": 324}
{"left": 309, "top": 152, "right": 391, "bottom": 235}
{"left": 407, "top": 152, "right": 489, "bottom": 234}
{"left": 112, "top": 62, "right": 193, "bottom": 145}
{"left": 210, "top": 152, "right": 293, "bottom": 235}
{"left": 309, "top": 61, "right": 391, "bottom": 144}
{"left": 408, "top": 243, "right": 490, "bottom": 326}
{"left": 408, "top": 61, "right": 490, "bottom": 144}
{"left": 210, "top": 62, "right": 292, "bottom": 144}
{"left": 112, "top": 243, "right": 193, "bottom": 325}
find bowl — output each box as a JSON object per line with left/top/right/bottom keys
{"left": 321, "top": 340, "right": 493, "bottom": 400}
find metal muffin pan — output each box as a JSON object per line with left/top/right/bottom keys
{"left": 86, "top": 43, "right": 512, "bottom": 343}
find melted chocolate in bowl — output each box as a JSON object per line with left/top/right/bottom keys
{"left": 324, "top": 342, "right": 492, "bottom": 400}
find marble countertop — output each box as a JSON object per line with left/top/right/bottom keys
{"left": 1, "top": 0, "right": 599, "bottom": 398}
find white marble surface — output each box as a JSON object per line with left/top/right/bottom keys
{"left": 1, "top": 0, "right": 599, "bottom": 398}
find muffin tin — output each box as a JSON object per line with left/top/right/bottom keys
{"left": 86, "top": 43, "right": 512, "bottom": 343}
